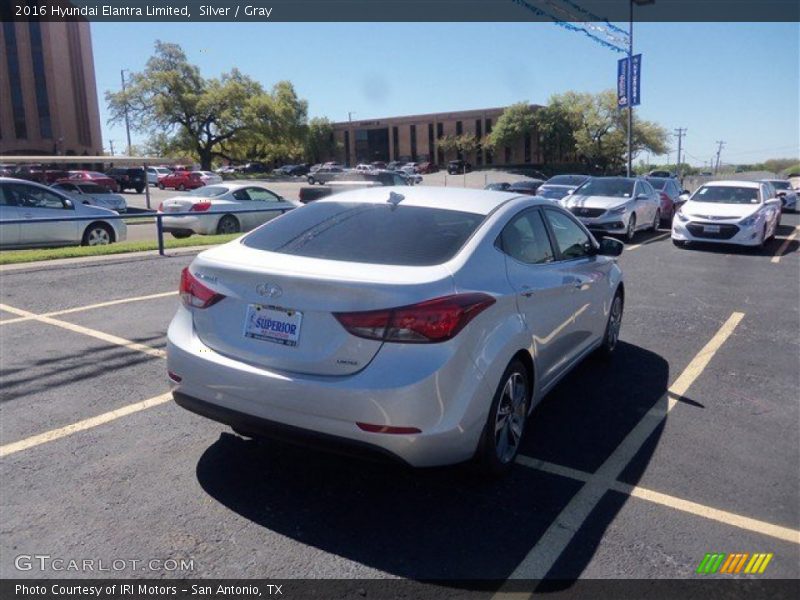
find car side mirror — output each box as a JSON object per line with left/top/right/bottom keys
{"left": 678, "top": 193, "right": 690, "bottom": 201}
{"left": 63, "top": 199, "right": 73, "bottom": 209}
{"left": 776, "top": 191, "right": 786, "bottom": 198}
{"left": 681, "top": 189, "right": 690, "bottom": 195}
{"left": 598, "top": 237, "right": 624, "bottom": 257}
{"left": 635, "top": 193, "right": 649, "bottom": 200}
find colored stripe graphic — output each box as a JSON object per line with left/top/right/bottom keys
{"left": 744, "top": 553, "right": 774, "bottom": 574}
{"left": 697, "top": 553, "right": 727, "bottom": 574}
{"left": 699, "top": 552, "right": 774, "bottom": 575}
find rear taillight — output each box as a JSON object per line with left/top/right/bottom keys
{"left": 190, "top": 202, "right": 212, "bottom": 212}
{"left": 334, "top": 293, "right": 495, "bottom": 343}
{"left": 179, "top": 267, "right": 225, "bottom": 309}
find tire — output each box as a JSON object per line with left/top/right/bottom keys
{"left": 307, "top": 177, "right": 315, "bottom": 185}
{"left": 177, "top": 184, "right": 185, "bottom": 191}
{"left": 81, "top": 223, "right": 113, "bottom": 246}
{"left": 158, "top": 183, "right": 165, "bottom": 190}
{"left": 474, "top": 358, "right": 531, "bottom": 477}
{"left": 171, "top": 232, "right": 192, "bottom": 239}
{"left": 672, "top": 239, "right": 688, "bottom": 248}
{"left": 596, "top": 290, "right": 624, "bottom": 359}
{"left": 650, "top": 209, "right": 660, "bottom": 232}
{"left": 135, "top": 186, "right": 144, "bottom": 194}
{"left": 625, "top": 213, "right": 637, "bottom": 242}
{"left": 216, "top": 214, "right": 240, "bottom": 235}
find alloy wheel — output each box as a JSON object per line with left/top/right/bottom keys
{"left": 86, "top": 227, "right": 111, "bottom": 246}
{"left": 607, "top": 295, "right": 623, "bottom": 351}
{"left": 494, "top": 372, "right": 527, "bottom": 464}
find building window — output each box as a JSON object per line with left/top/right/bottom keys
{"left": 428, "top": 123, "right": 434, "bottom": 162}
{"left": 392, "top": 126, "right": 399, "bottom": 160}
{"left": 456, "top": 121, "right": 463, "bottom": 136}
{"left": 344, "top": 130, "right": 350, "bottom": 166}
{"left": 436, "top": 123, "right": 443, "bottom": 139}
{"left": 28, "top": 22, "right": 52, "bottom": 139}
{"left": 524, "top": 133, "right": 532, "bottom": 163}
{"left": 410, "top": 124, "right": 417, "bottom": 161}
{"left": 3, "top": 22, "right": 28, "bottom": 139}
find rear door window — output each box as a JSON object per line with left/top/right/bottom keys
{"left": 242, "top": 201, "right": 485, "bottom": 266}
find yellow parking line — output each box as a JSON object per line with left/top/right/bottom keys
{"left": 626, "top": 232, "right": 670, "bottom": 251}
{"left": 497, "top": 311, "right": 744, "bottom": 586}
{"left": 0, "top": 392, "right": 173, "bottom": 458}
{"left": 771, "top": 226, "right": 800, "bottom": 264}
{"left": 611, "top": 481, "right": 800, "bottom": 545}
{"left": 0, "top": 303, "right": 165, "bottom": 359}
{"left": 0, "top": 291, "right": 177, "bottom": 325}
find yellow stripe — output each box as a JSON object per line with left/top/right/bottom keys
{"left": 0, "top": 392, "right": 173, "bottom": 458}
{"left": 0, "top": 303, "right": 165, "bottom": 359}
{"left": 757, "top": 553, "right": 773, "bottom": 574}
{"left": 749, "top": 553, "right": 766, "bottom": 573}
{"left": 744, "top": 554, "right": 759, "bottom": 574}
{"left": 0, "top": 291, "right": 177, "bottom": 325}
{"left": 771, "top": 226, "right": 799, "bottom": 264}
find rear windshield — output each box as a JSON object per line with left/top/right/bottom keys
{"left": 188, "top": 186, "right": 228, "bottom": 197}
{"left": 78, "top": 184, "right": 109, "bottom": 194}
{"left": 768, "top": 180, "right": 791, "bottom": 190}
{"left": 242, "top": 201, "right": 485, "bottom": 266}
{"left": 692, "top": 186, "right": 760, "bottom": 204}
{"left": 646, "top": 177, "right": 668, "bottom": 190}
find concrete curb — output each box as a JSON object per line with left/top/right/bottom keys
{"left": 0, "top": 245, "right": 211, "bottom": 273}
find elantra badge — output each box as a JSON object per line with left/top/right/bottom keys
{"left": 256, "top": 283, "right": 282, "bottom": 298}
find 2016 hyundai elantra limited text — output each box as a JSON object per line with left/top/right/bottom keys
{"left": 167, "top": 186, "right": 625, "bottom": 474}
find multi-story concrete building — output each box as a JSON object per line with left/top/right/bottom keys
{"left": 0, "top": 21, "right": 102, "bottom": 156}
{"left": 331, "top": 105, "right": 543, "bottom": 167}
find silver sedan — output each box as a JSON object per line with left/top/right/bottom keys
{"left": 51, "top": 181, "right": 128, "bottom": 213}
{"left": 167, "top": 186, "right": 625, "bottom": 474}
{"left": 0, "top": 178, "right": 127, "bottom": 248}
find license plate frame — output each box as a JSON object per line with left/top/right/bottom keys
{"left": 703, "top": 224, "right": 721, "bottom": 233}
{"left": 244, "top": 304, "right": 303, "bottom": 347}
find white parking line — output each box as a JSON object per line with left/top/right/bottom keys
{"left": 626, "top": 232, "right": 670, "bottom": 251}
{"left": 771, "top": 226, "right": 800, "bottom": 264}
{"left": 0, "top": 392, "right": 172, "bottom": 458}
{"left": 496, "top": 311, "right": 744, "bottom": 586}
{"left": 0, "top": 303, "right": 165, "bottom": 358}
{"left": 0, "top": 291, "right": 177, "bottom": 325}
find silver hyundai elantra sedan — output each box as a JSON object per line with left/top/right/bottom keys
{"left": 167, "top": 186, "right": 624, "bottom": 474}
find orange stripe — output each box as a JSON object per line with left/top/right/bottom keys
{"left": 734, "top": 553, "right": 749, "bottom": 573}
{"left": 719, "top": 553, "right": 737, "bottom": 573}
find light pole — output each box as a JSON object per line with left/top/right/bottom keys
{"left": 628, "top": 0, "right": 655, "bottom": 177}
{"left": 120, "top": 69, "right": 133, "bottom": 156}
{"left": 348, "top": 112, "right": 356, "bottom": 122}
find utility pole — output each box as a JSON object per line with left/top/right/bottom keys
{"left": 120, "top": 69, "right": 132, "bottom": 156}
{"left": 673, "top": 128, "right": 686, "bottom": 180}
{"left": 626, "top": 1, "right": 633, "bottom": 177}
{"left": 714, "top": 140, "right": 725, "bottom": 174}
{"left": 348, "top": 112, "right": 356, "bottom": 123}
{"left": 109, "top": 140, "right": 115, "bottom": 156}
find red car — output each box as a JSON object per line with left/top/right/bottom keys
{"left": 158, "top": 170, "right": 205, "bottom": 191}
{"left": 67, "top": 170, "right": 119, "bottom": 192}
{"left": 417, "top": 161, "right": 439, "bottom": 174}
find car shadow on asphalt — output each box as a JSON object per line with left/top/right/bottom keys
{"left": 678, "top": 236, "right": 798, "bottom": 257}
{"left": 194, "top": 341, "right": 669, "bottom": 587}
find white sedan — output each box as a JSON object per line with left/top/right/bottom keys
{"left": 159, "top": 183, "right": 298, "bottom": 238}
{"left": 672, "top": 181, "right": 781, "bottom": 248}
{"left": 167, "top": 186, "right": 625, "bottom": 473}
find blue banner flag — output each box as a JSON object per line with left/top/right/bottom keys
{"left": 617, "top": 54, "right": 642, "bottom": 108}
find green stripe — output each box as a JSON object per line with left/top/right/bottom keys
{"left": 709, "top": 553, "right": 726, "bottom": 573}
{"left": 696, "top": 553, "right": 713, "bottom": 574}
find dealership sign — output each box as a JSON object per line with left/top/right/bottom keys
{"left": 617, "top": 54, "right": 641, "bottom": 108}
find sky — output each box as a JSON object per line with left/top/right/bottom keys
{"left": 90, "top": 21, "right": 800, "bottom": 167}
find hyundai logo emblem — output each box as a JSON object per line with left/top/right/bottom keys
{"left": 256, "top": 283, "right": 282, "bottom": 298}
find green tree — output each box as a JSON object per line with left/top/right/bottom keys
{"left": 304, "top": 117, "right": 336, "bottom": 164}
{"left": 486, "top": 102, "right": 536, "bottom": 151}
{"left": 106, "top": 41, "right": 308, "bottom": 169}
{"left": 438, "top": 133, "right": 481, "bottom": 160}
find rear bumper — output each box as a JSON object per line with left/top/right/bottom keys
{"left": 173, "top": 391, "right": 408, "bottom": 465}
{"left": 161, "top": 215, "right": 217, "bottom": 235}
{"left": 166, "top": 305, "right": 493, "bottom": 467}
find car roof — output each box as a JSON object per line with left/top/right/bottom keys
{"left": 700, "top": 180, "right": 761, "bottom": 189}
{"left": 315, "top": 185, "right": 543, "bottom": 215}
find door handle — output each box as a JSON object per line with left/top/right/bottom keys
{"left": 520, "top": 285, "right": 536, "bottom": 298}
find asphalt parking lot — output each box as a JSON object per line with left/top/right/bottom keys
{"left": 1, "top": 210, "right": 798, "bottom": 593}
